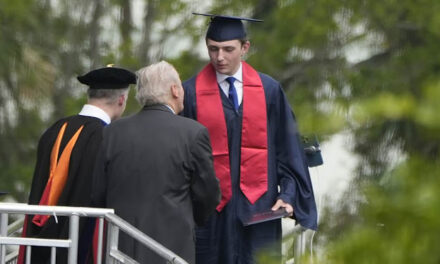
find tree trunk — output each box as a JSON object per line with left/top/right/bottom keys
{"left": 119, "top": 0, "right": 133, "bottom": 63}
{"left": 138, "top": 0, "right": 157, "bottom": 65}
{"left": 89, "top": 0, "right": 103, "bottom": 68}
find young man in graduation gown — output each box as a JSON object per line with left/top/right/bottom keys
{"left": 91, "top": 61, "right": 221, "bottom": 264}
{"left": 19, "top": 66, "right": 136, "bottom": 264}
{"left": 182, "top": 14, "right": 318, "bottom": 263}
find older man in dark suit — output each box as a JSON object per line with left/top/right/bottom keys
{"left": 92, "top": 61, "right": 220, "bottom": 264}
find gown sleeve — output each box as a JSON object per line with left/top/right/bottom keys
{"left": 275, "top": 86, "right": 318, "bottom": 230}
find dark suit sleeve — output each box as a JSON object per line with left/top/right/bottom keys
{"left": 189, "top": 127, "right": 221, "bottom": 226}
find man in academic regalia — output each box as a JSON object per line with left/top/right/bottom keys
{"left": 182, "top": 14, "right": 318, "bottom": 263}
{"left": 19, "top": 66, "right": 136, "bottom": 264}
{"left": 91, "top": 61, "right": 221, "bottom": 264}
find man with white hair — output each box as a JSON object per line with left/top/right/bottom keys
{"left": 92, "top": 61, "right": 221, "bottom": 264}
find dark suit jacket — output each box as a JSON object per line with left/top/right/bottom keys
{"left": 92, "top": 104, "right": 220, "bottom": 264}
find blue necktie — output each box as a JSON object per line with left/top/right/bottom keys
{"left": 226, "top": 77, "right": 239, "bottom": 111}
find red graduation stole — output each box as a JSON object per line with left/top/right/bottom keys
{"left": 32, "top": 122, "right": 84, "bottom": 226}
{"left": 196, "top": 62, "right": 268, "bottom": 211}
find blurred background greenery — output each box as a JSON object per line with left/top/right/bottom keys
{"left": 1, "top": 0, "right": 440, "bottom": 262}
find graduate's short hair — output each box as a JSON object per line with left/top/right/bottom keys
{"left": 135, "top": 61, "right": 180, "bottom": 106}
{"left": 239, "top": 38, "right": 248, "bottom": 45}
{"left": 87, "top": 88, "right": 129, "bottom": 105}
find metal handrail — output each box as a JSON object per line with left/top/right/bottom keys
{"left": 2, "top": 203, "right": 305, "bottom": 264}
{"left": 0, "top": 203, "right": 189, "bottom": 264}
{"left": 0, "top": 203, "right": 114, "bottom": 217}
{"left": 7, "top": 218, "right": 23, "bottom": 236}
{"left": 105, "top": 213, "right": 188, "bottom": 264}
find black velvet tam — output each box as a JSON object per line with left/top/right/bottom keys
{"left": 77, "top": 66, "right": 136, "bottom": 89}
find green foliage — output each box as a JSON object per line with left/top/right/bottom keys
{"left": 168, "top": 50, "right": 207, "bottom": 81}
{"left": 317, "top": 156, "right": 440, "bottom": 264}
{"left": 0, "top": 108, "right": 45, "bottom": 201}
{"left": 298, "top": 0, "right": 440, "bottom": 260}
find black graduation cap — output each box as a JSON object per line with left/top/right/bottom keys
{"left": 77, "top": 65, "right": 137, "bottom": 90}
{"left": 193, "top": 12, "right": 263, "bottom": 42}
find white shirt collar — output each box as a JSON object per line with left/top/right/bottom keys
{"left": 78, "top": 104, "right": 111, "bottom": 124}
{"left": 215, "top": 62, "right": 243, "bottom": 84}
{"left": 216, "top": 63, "right": 244, "bottom": 105}
{"left": 164, "top": 104, "right": 176, "bottom": 114}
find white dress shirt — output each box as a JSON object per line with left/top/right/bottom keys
{"left": 216, "top": 63, "right": 243, "bottom": 105}
{"left": 164, "top": 104, "right": 176, "bottom": 114}
{"left": 78, "top": 104, "right": 111, "bottom": 125}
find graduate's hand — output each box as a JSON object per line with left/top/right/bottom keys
{"left": 271, "top": 199, "right": 294, "bottom": 217}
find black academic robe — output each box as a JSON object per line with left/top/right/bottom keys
{"left": 23, "top": 115, "right": 106, "bottom": 264}
{"left": 91, "top": 105, "right": 220, "bottom": 264}
{"left": 182, "top": 70, "right": 318, "bottom": 264}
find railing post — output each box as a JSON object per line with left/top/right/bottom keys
{"left": 96, "top": 217, "right": 104, "bottom": 264}
{"left": 106, "top": 222, "right": 119, "bottom": 264}
{"left": 51, "top": 247, "right": 56, "bottom": 264}
{"left": 294, "top": 229, "right": 306, "bottom": 264}
{"left": 25, "top": 245, "right": 31, "bottom": 264}
{"left": 68, "top": 214, "right": 79, "bottom": 264}
{"left": 0, "top": 212, "right": 8, "bottom": 264}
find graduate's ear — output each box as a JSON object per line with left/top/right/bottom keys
{"left": 241, "top": 40, "right": 250, "bottom": 56}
